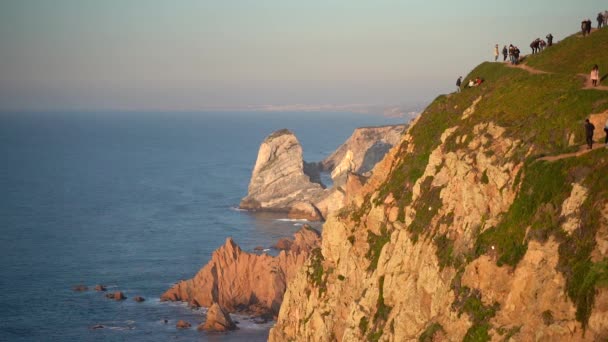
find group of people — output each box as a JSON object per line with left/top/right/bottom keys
{"left": 584, "top": 118, "right": 608, "bottom": 150}
{"left": 529, "top": 38, "right": 547, "bottom": 54}
{"left": 493, "top": 44, "right": 521, "bottom": 64}
{"left": 493, "top": 33, "right": 553, "bottom": 63}
{"left": 455, "top": 76, "right": 483, "bottom": 92}
{"left": 581, "top": 12, "right": 608, "bottom": 35}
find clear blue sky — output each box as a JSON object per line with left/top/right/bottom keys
{"left": 0, "top": 0, "right": 606, "bottom": 111}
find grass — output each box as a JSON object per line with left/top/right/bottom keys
{"left": 526, "top": 29, "right": 608, "bottom": 76}
{"left": 418, "top": 322, "right": 444, "bottom": 342}
{"left": 408, "top": 177, "right": 443, "bottom": 242}
{"left": 366, "top": 224, "right": 391, "bottom": 271}
{"left": 307, "top": 248, "right": 326, "bottom": 297}
{"left": 453, "top": 286, "right": 499, "bottom": 342}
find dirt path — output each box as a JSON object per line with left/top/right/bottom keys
{"left": 505, "top": 62, "right": 550, "bottom": 75}
{"left": 577, "top": 73, "right": 608, "bottom": 91}
{"left": 537, "top": 143, "right": 606, "bottom": 162}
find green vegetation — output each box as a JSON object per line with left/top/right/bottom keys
{"left": 408, "top": 177, "right": 443, "bottom": 242}
{"left": 307, "top": 248, "right": 327, "bottom": 297}
{"left": 359, "top": 317, "right": 369, "bottom": 335}
{"left": 337, "top": 274, "right": 346, "bottom": 281}
{"left": 475, "top": 160, "right": 572, "bottom": 266}
{"left": 541, "top": 310, "right": 554, "bottom": 326}
{"left": 360, "top": 276, "right": 393, "bottom": 342}
{"left": 418, "top": 322, "right": 444, "bottom": 342}
{"left": 434, "top": 233, "right": 455, "bottom": 270}
{"left": 366, "top": 224, "right": 391, "bottom": 271}
{"left": 556, "top": 152, "right": 608, "bottom": 329}
{"left": 374, "top": 276, "right": 392, "bottom": 323}
{"left": 526, "top": 28, "right": 608, "bottom": 75}
{"left": 480, "top": 170, "right": 489, "bottom": 184}
{"left": 328, "top": 28, "right": 608, "bottom": 337}
{"left": 463, "top": 323, "right": 491, "bottom": 342}
{"left": 496, "top": 325, "right": 521, "bottom": 340}
{"left": 453, "top": 287, "right": 499, "bottom": 342}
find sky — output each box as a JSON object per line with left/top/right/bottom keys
{"left": 0, "top": 0, "right": 606, "bottom": 112}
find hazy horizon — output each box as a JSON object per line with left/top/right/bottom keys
{"left": 1, "top": 1, "right": 606, "bottom": 112}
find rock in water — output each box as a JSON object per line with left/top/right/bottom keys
{"left": 72, "top": 284, "right": 88, "bottom": 292}
{"left": 106, "top": 291, "right": 127, "bottom": 300}
{"left": 133, "top": 296, "right": 145, "bottom": 302}
{"left": 161, "top": 226, "right": 321, "bottom": 316}
{"left": 198, "top": 303, "right": 237, "bottom": 332}
{"left": 94, "top": 284, "right": 106, "bottom": 292}
{"left": 175, "top": 320, "right": 191, "bottom": 329}
{"left": 239, "top": 129, "right": 326, "bottom": 220}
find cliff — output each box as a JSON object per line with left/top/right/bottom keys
{"left": 161, "top": 226, "right": 321, "bottom": 317}
{"left": 270, "top": 29, "right": 608, "bottom": 341}
{"left": 239, "top": 129, "right": 327, "bottom": 220}
{"left": 322, "top": 125, "right": 405, "bottom": 181}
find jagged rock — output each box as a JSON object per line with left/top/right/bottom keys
{"left": 94, "top": 284, "right": 106, "bottom": 292}
{"left": 198, "top": 303, "right": 237, "bottom": 332}
{"left": 176, "top": 320, "right": 191, "bottom": 329}
{"left": 240, "top": 129, "right": 326, "bottom": 220}
{"left": 273, "top": 238, "right": 293, "bottom": 251}
{"left": 161, "top": 226, "right": 321, "bottom": 316}
{"left": 133, "top": 296, "right": 145, "bottom": 302}
{"left": 72, "top": 284, "right": 88, "bottom": 292}
{"left": 253, "top": 246, "right": 265, "bottom": 251}
{"left": 321, "top": 125, "right": 405, "bottom": 180}
{"left": 90, "top": 324, "right": 104, "bottom": 330}
{"left": 108, "top": 291, "right": 126, "bottom": 300}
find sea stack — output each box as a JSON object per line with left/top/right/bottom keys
{"left": 239, "top": 129, "right": 326, "bottom": 220}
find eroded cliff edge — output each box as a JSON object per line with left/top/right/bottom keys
{"left": 270, "top": 29, "right": 608, "bottom": 341}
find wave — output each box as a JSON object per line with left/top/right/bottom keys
{"left": 275, "top": 218, "right": 309, "bottom": 222}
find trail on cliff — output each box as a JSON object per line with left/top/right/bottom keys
{"left": 269, "top": 26, "right": 608, "bottom": 342}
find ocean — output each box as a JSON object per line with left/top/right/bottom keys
{"left": 0, "top": 111, "right": 406, "bottom": 341}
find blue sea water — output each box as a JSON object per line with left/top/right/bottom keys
{"left": 0, "top": 111, "right": 405, "bottom": 341}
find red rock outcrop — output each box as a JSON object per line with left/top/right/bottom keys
{"left": 198, "top": 302, "right": 237, "bottom": 332}
{"left": 161, "top": 226, "right": 321, "bottom": 316}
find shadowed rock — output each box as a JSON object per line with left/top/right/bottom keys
{"left": 198, "top": 303, "right": 237, "bottom": 332}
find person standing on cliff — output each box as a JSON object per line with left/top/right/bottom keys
{"left": 591, "top": 64, "right": 600, "bottom": 87}
{"left": 585, "top": 119, "right": 595, "bottom": 150}
{"left": 502, "top": 45, "right": 508, "bottom": 61}
{"left": 598, "top": 12, "right": 604, "bottom": 29}
{"left": 494, "top": 44, "right": 499, "bottom": 62}
{"left": 604, "top": 118, "right": 608, "bottom": 147}
{"left": 456, "top": 76, "right": 462, "bottom": 93}
{"left": 546, "top": 33, "right": 553, "bottom": 46}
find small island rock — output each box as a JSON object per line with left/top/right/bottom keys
{"left": 176, "top": 320, "right": 191, "bottom": 329}
{"left": 198, "top": 303, "right": 237, "bottom": 332}
{"left": 94, "top": 284, "right": 107, "bottom": 292}
{"left": 72, "top": 284, "right": 88, "bottom": 292}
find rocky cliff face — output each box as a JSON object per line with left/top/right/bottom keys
{"left": 239, "top": 129, "right": 327, "bottom": 220}
{"left": 322, "top": 125, "right": 405, "bottom": 180}
{"left": 269, "top": 38, "right": 608, "bottom": 340}
{"left": 161, "top": 226, "right": 321, "bottom": 317}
